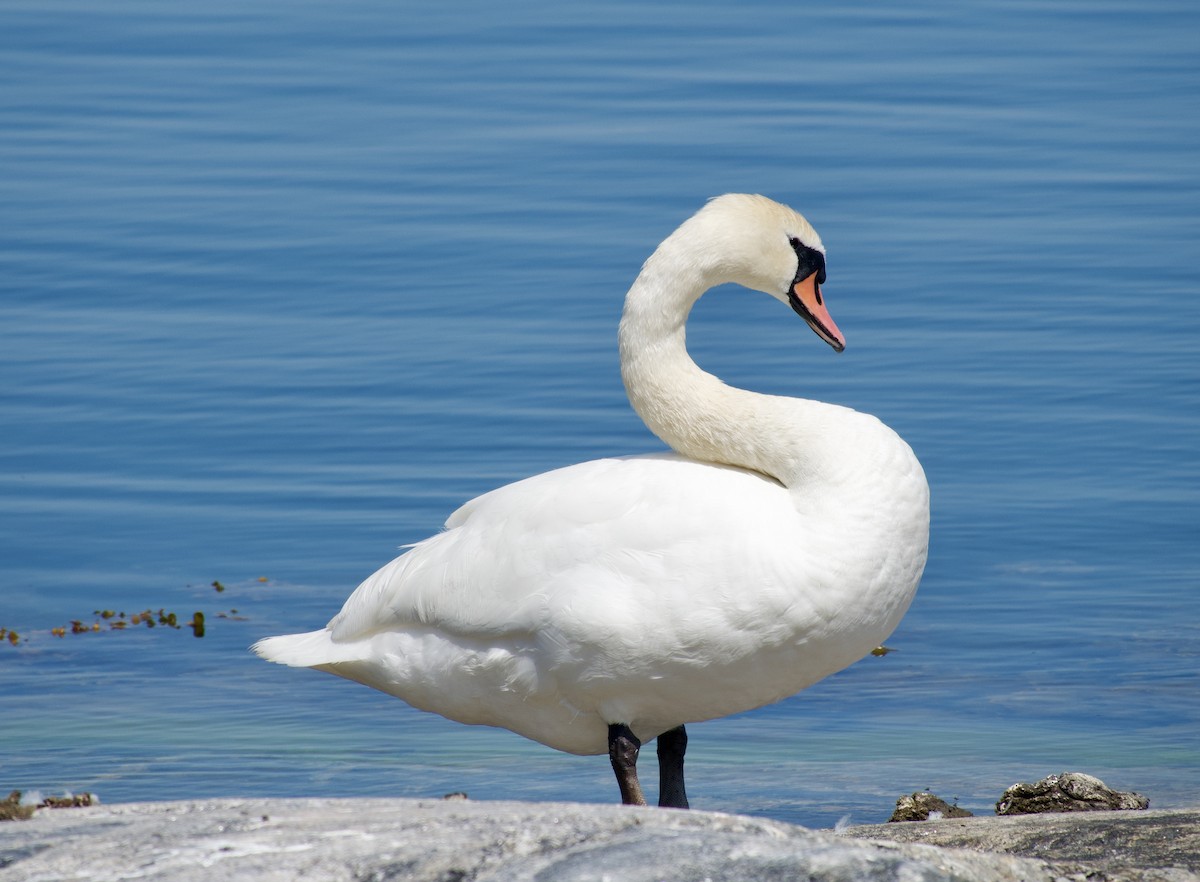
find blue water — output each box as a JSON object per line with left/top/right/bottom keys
{"left": 2, "top": 0, "right": 1198, "bottom": 829}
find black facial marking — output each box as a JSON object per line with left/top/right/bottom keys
{"left": 786, "top": 236, "right": 843, "bottom": 352}
{"left": 789, "top": 236, "right": 826, "bottom": 287}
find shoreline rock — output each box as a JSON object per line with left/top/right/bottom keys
{"left": 995, "top": 771, "right": 1150, "bottom": 815}
{"left": 848, "top": 808, "right": 1200, "bottom": 881}
{"left": 889, "top": 790, "right": 976, "bottom": 822}
{"left": 1, "top": 797, "right": 1196, "bottom": 882}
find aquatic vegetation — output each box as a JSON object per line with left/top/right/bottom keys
{"left": 1, "top": 579, "right": 269, "bottom": 646}
{"left": 0, "top": 790, "right": 96, "bottom": 822}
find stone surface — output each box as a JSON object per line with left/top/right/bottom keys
{"left": 848, "top": 808, "right": 1200, "bottom": 882}
{"left": 1, "top": 797, "right": 1196, "bottom": 882}
{"left": 995, "top": 771, "right": 1151, "bottom": 815}
{"left": 0, "top": 797, "right": 1075, "bottom": 882}
{"left": 890, "top": 791, "right": 975, "bottom": 822}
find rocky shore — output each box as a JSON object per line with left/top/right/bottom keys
{"left": 2, "top": 796, "right": 1196, "bottom": 881}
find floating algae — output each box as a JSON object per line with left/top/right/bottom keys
{"left": 3, "top": 579, "right": 269, "bottom": 646}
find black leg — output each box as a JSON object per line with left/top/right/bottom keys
{"left": 656, "top": 724, "right": 690, "bottom": 809}
{"left": 608, "top": 723, "right": 647, "bottom": 806}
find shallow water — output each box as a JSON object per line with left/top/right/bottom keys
{"left": 2, "top": 0, "right": 1198, "bottom": 828}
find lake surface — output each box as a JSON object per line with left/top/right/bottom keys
{"left": 2, "top": 0, "right": 1197, "bottom": 828}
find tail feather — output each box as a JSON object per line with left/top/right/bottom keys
{"left": 252, "top": 629, "right": 359, "bottom": 668}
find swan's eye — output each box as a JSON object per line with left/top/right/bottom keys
{"left": 789, "top": 237, "right": 827, "bottom": 288}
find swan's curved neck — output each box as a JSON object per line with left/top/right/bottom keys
{"left": 618, "top": 238, "right": 830, "bottom": 489}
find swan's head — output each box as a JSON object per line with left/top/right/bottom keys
{"left": 687, "top": 194, "right": 845, "bottom": 352}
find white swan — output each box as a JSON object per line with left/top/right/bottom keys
{"left": 253, "top": 194, "right": 929, "bottom": 809}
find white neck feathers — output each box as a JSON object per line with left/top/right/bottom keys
{"left": 618, "top": 212, "right": 836, "bottom": 488}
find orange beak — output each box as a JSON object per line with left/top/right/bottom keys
{"left": 789, "top": 272, "right": 845, "bottom": 352}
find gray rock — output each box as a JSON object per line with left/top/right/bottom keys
{"left": 1, "top": 797, "right": 1195, "bottom": 882}
{"left": 847, "top": 808, "right": 1200, "bottom": 882}
{"left": 0, "top": 797, "right": 1078, "bottom": 882}
{"left": 995, "top": 771, "right": 1150, "bottom": 815}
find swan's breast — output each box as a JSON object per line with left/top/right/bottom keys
{"left": 795, "top": 408, "right": 929, "bottom": 641}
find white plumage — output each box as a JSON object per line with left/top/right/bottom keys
{"left": 254, "top": 194, "right": 929, "bottom": 807}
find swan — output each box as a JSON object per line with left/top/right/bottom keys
{"left": 253, "top": 194, "right": 929, "bottom": 809}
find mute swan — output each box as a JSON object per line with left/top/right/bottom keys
{"left": 254, "top": 194, "right": 929, "bottom": 809}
